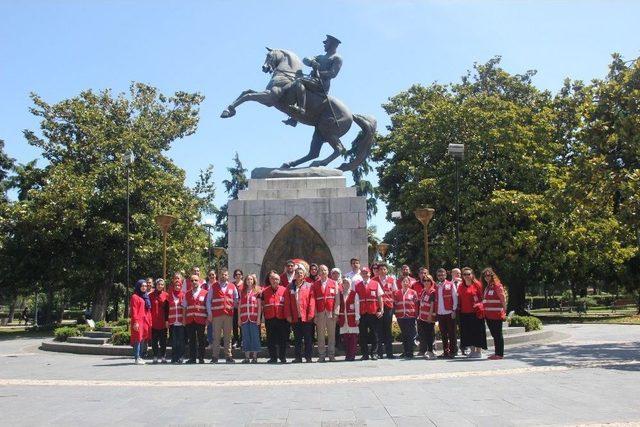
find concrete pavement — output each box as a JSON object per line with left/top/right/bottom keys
{"left": 0, "top": 324, "right": 639, "bottom": 426}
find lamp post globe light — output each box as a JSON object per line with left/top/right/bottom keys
{"left": 414, "top": 207, "right": 435, "bottom": 271}
{"left": 125, "top": 151, "right": 134, "bottom": 315}
{"left": 447, "top": 143, "right": 465, "bottom": 268}
{"left": 155, "top": 214, "right": 177, "bottom": 280}
{"left": 203, "top": 218, "right": 215, "bottom": 270}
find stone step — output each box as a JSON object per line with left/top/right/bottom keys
{"left": 84, "top": 331, "right": 112, "bottom": 338}
{"left": 43, "top": 328, "right": 557, "bottom": 357}
{"left": 98, "top": 327, "right": 113, "bottom": 332}
{"left": 67, "top": 336, "right": 109, "bottom": 345}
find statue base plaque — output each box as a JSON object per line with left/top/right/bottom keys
{"left": 227, "top": 176, "right": 368, "bottom": 281}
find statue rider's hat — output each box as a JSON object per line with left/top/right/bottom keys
{"left": 324, "top": 35, "right": 341, "bottom": 45}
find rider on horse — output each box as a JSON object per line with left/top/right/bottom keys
{"left": 282, "top": 35, "right": 343, "bottom": 127}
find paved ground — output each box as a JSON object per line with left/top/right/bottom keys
{"left": 0, "top": 324, "right": 638, "bottom": 426}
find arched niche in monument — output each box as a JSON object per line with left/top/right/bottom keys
{"left": 260, "top": 215, "right": 335, "bottom": 283}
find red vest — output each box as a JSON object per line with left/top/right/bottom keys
{"left": 168, "top": 293, "right": 184, "bottom": 326}
{"left": 262, "top": 285, "right": 286, "bottom": 320}
{"left": 210, "top": 282, "right": 236, "bottom": 317}
{"left": 394, "top": 288, "right": 418, "bottom": 319}
{"left": 239, "top": 289, "right": 260, "bottom": 324}
{"left": 312, "top": 279, "right": 339, "bottom": 313}
{"left": 483, "top": 283, "right": 506, "bottom": 320}
{"left": 375, "top": 276, "right": 396, "bottom": 308}
{"left": 418, "top": 287, "right": 436, "bottom": 323}
{"left": 284, "top": 282, "right": 315, "bottom": 323}
{"left": 356, "top": 280, "right": 380, "bottom": 315}
{"left": 436, "top": 281, "right": 455, "bottom": 311}
{"left": 412, "top": 281, "right": 425, "bottom": 296}
{"left": 149, "top": 290, "right": 168, "bottom": 330}
{"left": 338, "top": 289, "right": 358, "bottom": 327}
{"left": 185, "top": 288, "right": 208, "bottom": 325}
{"left": 280, "top": 272, "right": 295, "bottom": 287}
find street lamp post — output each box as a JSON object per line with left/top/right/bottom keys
{"left": 203, "top": 219, "right": 215, "bottom": 270}
{"left": 212, "top": 246, "right": 227, "bottom": 272}
{"left": 155, "top": 214, "right": 177, "bottom": 280}
{"left": 125, "top": 151, "right": 134, "bottom": 317}
{"left": 447, "top": 143, "right": 465, "bottom": 268}
{"left": 414, "top": 208, "right": 435, "bottom": 270}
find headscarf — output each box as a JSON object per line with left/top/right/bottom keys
{"left": 135, "top": 279, "right": 151, "bottom": 310}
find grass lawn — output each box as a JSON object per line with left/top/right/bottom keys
{"left": 0, "top": 326, "right": 53, "bottom": 340}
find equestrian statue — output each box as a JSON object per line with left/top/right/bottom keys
{"left": 220, "top": 35, "right": 376, "bottom": 172}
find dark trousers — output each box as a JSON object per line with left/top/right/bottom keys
{"left": 232, "top": 307, "right": 240, "bottom": 345}
{"left": 437, "top": 314, "right": 457, "bottom": 355}
{"left": 377, "top": 306, "right": 394, "bottom": 357}
{"left": 358, "top": 313, "right": 379, "bottom": 357}
{"left": 292, "top": 321, "right": 314, "bottom": 360}
{"left": 170, "top": 325, "right": 185, "bottom": 363}
{"left": 417, "top": 320, "right": 435, "bottom": 353}
{"left": 186, "top": 322, "right": 206, "bottom": 362}
{"left": 486, "top": 319, "right": 504, "bottom": 357}
{"left": 265, "top": 318, "right": 288, "bottom": 361}
{"left": 342, "top": 333, "right": 358, "bottom": 360}
{"left": 398, "top": 318, "right": 416, "bottom": 357}
{"left": 151, "top": 328, "right": 167, "bottom": 358}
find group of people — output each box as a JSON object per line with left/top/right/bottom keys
{"left": 129, "top": 258, "right": 507, "bottom": 365}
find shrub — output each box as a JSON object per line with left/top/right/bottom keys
{"left": 76, "top": 324, "right": 90, "bottom": 333}
{"left": 112, "top": 318, "right": 130, "bottom": 327}
{"left": 110, "top": 327, "right": 131, "bottom": 346}
{"left": 509, "top": 315, "right": 542, "bottom": 332}
{"left": 54, "top": 326, "right": 81, "bottom": 342}
{"left": 94, "top": 320, "right": 106, "bottom": 329}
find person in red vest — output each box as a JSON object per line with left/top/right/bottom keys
{"left": 312, "top": 264, "right": 341, "bottom": 362}
{"left": 284, "top": 266, "right": 315, "bottom": 363}
{"left": 394, "top": 276, "right": 419, "bottom": 359}
{"left": 396, "top": 264, "right": 416, "bottom": 289}
{"left": 183, "top": 274, "right": 208, "bottom": 364}
{"left": 355, "top": 267, "right": 383, "bottom": 360}
{"left": 239, "top": 274, "right": 262, "bottom": 364}
{"left": 435, "top": 268, "right": 458, "bottom": 358}
{"left": 338, "top": 277, "right": 360, "bottom": 361}
{"left": 413, "top": 267, "right": 430, "bottom": 296}
{"left": 373, "top": 263, "right": 397, "bottom": 359}
{"left": 232, "top": 269, "right": 244, "bottom": 350}
{"left": 280, "top": 260, "right": 296, "bottom": 287}
{"left": 149, "top": 278, "right": 169, "bottom": 364}
{"left": 481, "top": 267, "right": 507, "bottom": 360}
{"left": 262, "top": 271, "right": 289, "bottom": 363}
{"left": 168, "top": 276, "right": 186, "bottom": 364}
{"left": 458, "top": 267, "right": 487, "bottom": 358}
{"left": 416, "top": 273, "right": 437, "bottom": 359}
{"left": 130, "top": 279, "right": 150, "bottom": 365}
{"left": 207, "top": 268, "right": 238, "bottom": 363}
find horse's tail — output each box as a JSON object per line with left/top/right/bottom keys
{"left": 337, "top": 114, "right": 377, "bottom": 172}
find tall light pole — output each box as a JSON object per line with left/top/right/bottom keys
{"left": 447, "top": 143, "right": 465, "bottom": 267}
{"left": 213, "top": 246, "right": 227, "bottom": 272}
{"left": 125, "top": 151, "right": 134, "bottom": 315}
{"left": 414, "top": 208, "right": 435, "bottom": 270}
{"left": 203, "top": 219, "right": 215, "bottom": 270}
{"left": 155, "top": 214, "right": 177, "bottom": 279}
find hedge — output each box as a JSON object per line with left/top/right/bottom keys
{"left": 109, "top": 326, "right": 131, "bottom": 346}
{"left": 54, "top": 326, "right": 82, "bottom": 342}
{"left": 509, "top": 315, "right": 542, "bottom": 331}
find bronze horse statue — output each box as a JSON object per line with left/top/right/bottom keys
{"left": 221, "top": 48, "right": 376, "bottom": 171}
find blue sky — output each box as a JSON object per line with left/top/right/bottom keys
{"left": 2, "top": 0, "right": 639, "bottom": 239}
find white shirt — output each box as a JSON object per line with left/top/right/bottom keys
{"left": 345, "top": 270, "right": 363, "bottom": 284}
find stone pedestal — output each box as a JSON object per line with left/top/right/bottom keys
{"left": 228, "top": 176, "right": 368, "bottom": 281}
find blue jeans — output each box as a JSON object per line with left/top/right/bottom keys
{"left": 207, "top": 321, "right": 213, "bottom": 345}
{"left": 170, "top": 325, "right": 185, "bottom": 362}
{"left": 241, "top": 322, "right": 261, "bottom": 353}
{"left": 133, "top": 341, "right": 142, "bottom": 360}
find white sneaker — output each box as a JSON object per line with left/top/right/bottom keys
{"left": 161, "top": 358, "right": 167, "bottom": 364}
{"left": 135, "top": 358, "right": 146, "bottom": 365}
{"left": 152, "top": 357, "right": 158, "bottom": 364}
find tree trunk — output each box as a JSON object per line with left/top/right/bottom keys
{"left": 7, "top": 296, "right": 17, "bottom": 323}
{"left": 44, "top": 284, "right": 55, "bottom": 324}
{"left": 93, "top": 278, "right": 113, "bottom": 322}
{"left": 506, "top": 280, "right": 527, "bottom": 315}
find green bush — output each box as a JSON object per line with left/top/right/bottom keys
{"left": 54, "top": 326, "right": 81, "bottom": 342}
{"left": 94, "top": 320, "right": 106, "bottom": 329}
{"left": 509, "top": 315, "right": 542, "bottom": 332}
{"left": 110, "top": 326, "right": 131, "bottom": 346}
{"left": 112, "top": 318, "right": 130, "bottom": 327}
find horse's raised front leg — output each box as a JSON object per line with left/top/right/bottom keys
{"left": 220, "top": 90, "right": 276, "bottom": 118}
{"left": 309, "top": 136, "right": 345, "bottom": 168}
{"left": 281, "top": 130, "right": 324, "bottom": 169}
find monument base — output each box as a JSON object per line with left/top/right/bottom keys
{"left": 228, "top": 176, "right": 368, "bottom": 281}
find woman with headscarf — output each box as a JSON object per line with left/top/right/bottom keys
{"left": 130, "top": 279, "right": 151, "bottom": 365}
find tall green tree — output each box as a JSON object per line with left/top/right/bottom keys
{"left": 20, "top": 83, "right": 210, "bottom": 321}
{"left": 215, "top": 152, "right": 248, "bottom": 248}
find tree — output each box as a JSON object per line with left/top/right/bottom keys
{"left": 215, "top": 152, "right": 248, "bottom": 248}
{"left": 19, "top": 83, "right": 210, "bottom": 321}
